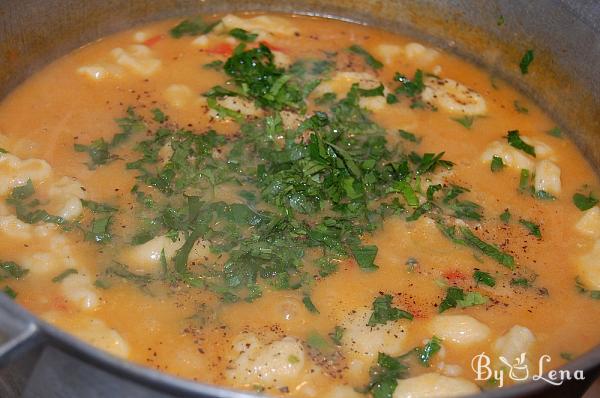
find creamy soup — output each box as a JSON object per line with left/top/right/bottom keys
{"left": 0, "top": 13, "right": 599, "bottom": 398}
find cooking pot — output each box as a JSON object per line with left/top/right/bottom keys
{"left": 0, "top": 1, "right": 598, "bottom": 397}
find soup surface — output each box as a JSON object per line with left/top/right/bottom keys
{"left": 0, "top": 13, "right": 599, "bottom": 398}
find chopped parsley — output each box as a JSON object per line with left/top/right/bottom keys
{"left": 439, "top": 286, "right": 487, "bottom": 313}
{"left": 329, "top": 326, "right": 345, "bottom": 346}
{"left": 519, "top": 169, "right": 531, "bottom": 192}
{"left": 10, "top": 179, "right": 34, "bottom": 200}
{"left": 151, "top": 108, "right": 168, "bottom": 123}
{"left": 535, "top": 190, "right": 556, "bottom": 201}
{"left": 229, "top": 28, "right": 258, "bottom": 42}
{"left": 415, "top": 336, "right": 442, "bottom": 366}
{"left": 510, "top": 277, "right": 532, "bottom": 288}
{"left": 575, "top": 277, "right": 600, "bottom": 300}
{"left": 573, "top": 192, "right": 598, "bottom": 211}
{"left": 547, "top": 127, "right": 563, "bottom": 138}
{"left": 348, "top": 44, "right": 383, "bottom": 69}
{"left": 352, "top": 245, "right": 379, "bottom": 271}
{"left": 519, "top": 218, "right": 542, "bottom": 239}
{"left": 460, "top": 227, "right": 515, "bottom": 269}
{"left": 170, "top": 16, "right": 219, "bottom": 38}
{"left": 214, "top": 43, "right": 307, "bottom": 111}
{"left": 302, "top": 295, "right": 320, "bottom": 314}
{"left": 519, "top": 49, "right": 534, "bottom": 74}
{"left": 386, "top": 93, "right": 398, "bottom": 104}
{"left": 81, "top": 200, "right": 118, "bottom": 213}
{"left": 2, "top": 286, "right": 17, "bottom": 299}
{"left": 398, "top": 129, "right": 420, "bottom": 143}
{"left": 500, "top": 208, "right": 511, "bottom": 224}
{"left": 560, "top": 352, "right": 574, "bottom": 361}
{"left": 203, "top": 60, "right": 224, "bottom": 70}
{"left": 74, "top": 107, "right": 145, "bottom": 169}
{"left": 513, "top": 100, "right": 529, "bottom": 114}
{"left": 491, "top": 156, "right": 504, "bottom": 172}
{"left": 0, "top": 261, "right": 28, "bottom": 280}
{"left": 365, "top": 353, "right": 409, "bottom": 398}
{"left": 84, "top": 217, "right": 113, "bottom": 243}
{"left": 394, "top": 69, "right": 425, "bottom": 99}
{"left": 507, "top": 130, "right": 535, "bottom": 157}
{"left": 306, "top": 331, "right": 335, "bottom": 354}
{"left": 51, "top": 268, "right": 79, "bottom": 283}
{"left": 473, "top": 270, "right": 496, "bottom": 287}
{"left": 451, "top": 115, "right": 475, "bottom": 129}
{"left": 368, "top": 294, "right": 413, "bottom": 326}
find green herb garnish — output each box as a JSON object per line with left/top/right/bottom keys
{"left": 500, "top": 209, "right": 511, "bottom": 224}
{"left": 170, "top": 17, "right": 219, "bottom": 38}
{"left": 519, "top": 218, "right": 542, "bottom": 239}
{"left": 348, "top": 45, "right": 383, "bottom": 69}
{"left": 365, "top": 353, "right": 409, "bottom": 398}
{"left": 51, "top": 268, "right": 79, "bottom": 283}
{"left": 573, "top": 192, "right": 598, "bottom": 211}
{"left": 507, "top": 130, "right": 535, "bottom": 157}
{"left": 513, "top": 100, "right": 529, "bottom": 114}
{"left": 519, "top": 49, "right": 534, "bottom": 74}
{"left": 229, "top": 28, "right": 258, "bottom": 42}
{"left": 439, "top": 286, "right": 487, "bottom": 313}
{"left": 416, "top": 336, "right": 442, "bottom": 366}
{"left": 491, "top": 156, "right": 504, "bottom": 172}
{"left": 473, "top": 270, "right": 496, "bottom": 287}
{"left": 451, "top": 115, "right": 475, "bottom": 129}
{"left": 368, "top": 294, "right": 413, "bottom": 326}
{"left": 302, "top": 295, "right": 320, "bottom": 314}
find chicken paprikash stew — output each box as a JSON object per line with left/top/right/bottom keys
{"left": 0, "top": 13, "right": 598, "bottom": 398}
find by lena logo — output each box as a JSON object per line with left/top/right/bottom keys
{"left": 471, "top": 352, "right": 585, "bottom": 387}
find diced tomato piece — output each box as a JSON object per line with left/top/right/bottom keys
{"left": 206, "top": 43, "right": 234, "bottom": 56}
{"left": 443, "top": 270, "right": 466, "bottom": 281}
{"left": 51, "top": 295, "right": 68, "bottom": 311}
{"left": 143, "top": 35, "right": 162, "bottom": 47}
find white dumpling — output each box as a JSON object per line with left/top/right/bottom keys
{"left": 119, "top": 234, "right": 210, "bottom": 275}
{"left": 61, "top": 273, "right": 99, "bottom": 310}
{"left": 421, "top": 77, "right": 486, "bottom": 115}
{"left": 375, "top": 43, "right": 401, "bottom": 65}
{"left": 534, "top": 159, "right": 561, "bottom": 196}
{"left": 43, "top": 312, "right": 130, "bottom": 358}
{"left": 47, "top": 176, "right": 86, "bottom": 220}
{"left": 111, "top": 44, "right": 161, "bottom": 77}
{"left": 225, "top": 333, "right": 306, "bottom": 388}
{"left": 212, "top": 96, "right": 263, "bottom": 118}
{"left": 313, "top": 72, "right": 388, "bottom": 112}
{"left": 341, "top": 308, "right": 409, "bottom": 359}
{"left": 575, "top": 207, "right": 600, "bottom": 238}
{"left": 393, "top": 373, "right": 480, "bottom": 398}
{"left": 480, "top": 141, "right": 535, "bottom": 171}
{"left": 428, "top": 315, "right": 490, "bottom": 345}
{"left": 164, "top": 84, "right": 195, "bottom": 108}
{"left": 493, "top": 325, "right": 536, "bottom": 366}
{"left": 579, "top": 239, "right": 600, "bottom": 290}
{"left": 403, "top": 42, "right": 439, "bottom": 66}
{"left": 0, "top": 215, "right": 34, "bottom": 240}
{"left": 220, "top": 14, "right": 299, "bottom": 37}
{"left": 0, "top": 153, "right": 52, "bottom": 196}
{"left": 191, "top": 34, "right": 210, "bottom": 47}
{"left": 521, "top": 136, "right": 555, "bottom": 160}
